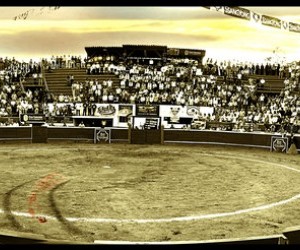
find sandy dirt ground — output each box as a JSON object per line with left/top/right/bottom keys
{"left": 0, "top": 142, "right": 300, "bottom": 243}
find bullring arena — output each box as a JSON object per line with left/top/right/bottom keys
{"left": 0, "top": 133, "right": 300, "bottom": 244}
{"left": 1, "top": 43, "right": 300, "bottom": 245}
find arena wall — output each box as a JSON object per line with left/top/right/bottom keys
{"left": 0, "top": 126, "right": 299, "bottom": 152}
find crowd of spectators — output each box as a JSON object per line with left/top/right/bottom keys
{"left": 0, "top": 57, "right": 49, "bottom": 125}
{"left": 1, "top": 54, "right": 300, "bottom": 133}
{"left": 0, "top": 57, "right": 42, "bottom": 84}
{"left": 85, "top": 57, "right": 295, "bottom": 80}
{"left": 44, "top": 55, "right": 85, "bottom": 71}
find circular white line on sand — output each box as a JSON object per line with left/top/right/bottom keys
{"left": 1, "top": 154, "right": 300, "bottom": 223}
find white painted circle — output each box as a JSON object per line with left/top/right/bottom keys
{"left": 1, "top": 153, "right": 300, "bottom": 224}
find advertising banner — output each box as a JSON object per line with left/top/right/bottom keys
{"left": 183, "top": 50, "right": 204, "bottom": 57}
{"left": 289, "top": 22, "right": 300, "bottom": 33}
{"left": 261, "top": 15, "right": 281, "bottom": 29}
{"left": 159, "top": 105, "right": 187, "bottom": 118}
{"left": 167, "top": 48, "right": 180, "bottom": 56}
{"left": 271, "top": 136, "right": 289, "bottom": 153}
{"left": 118, "top": 104, "right": 133, "bottom": 117}
{"left": 94, "top": 104, "right": 117, "bottom": 117}
{"left": 136, "top": 104, "right": 159, "bottom": 117}
{"left": 206, "top": 6, "right": 300, "bottom": 34}
{"left": 224, "top": 6, "right": 251, "bottom": 20}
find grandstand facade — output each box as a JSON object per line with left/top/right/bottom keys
{"left": 85, "top": 44, "right": 206, "bottom": 65}
{"left": 0, "top": 44, "right": 300, "bottom": 150}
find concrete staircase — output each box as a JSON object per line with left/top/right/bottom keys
{"left": 44, "top": 68, "right": 87, "bottom": 96}
{"left": 44, "top": 69, "right": 121, "bottom": 97}
{"left": 248, "top": 74, "right": 285, "bottom": 94}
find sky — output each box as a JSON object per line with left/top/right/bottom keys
{"left": 0, "top": 6, "right": 300, "bottom": 64}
